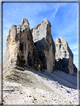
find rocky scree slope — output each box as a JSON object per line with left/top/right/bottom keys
{"left": 3, "top": 64, "right": 78, "bottom": 105}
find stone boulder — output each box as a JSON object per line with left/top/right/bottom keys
{"left": 31, "top": 19, "right": 55, "bottom": 72}
{"left": 55, "top": 37, "right": 74, "bottom": 74}
{"left": 3, "top": 18, "right": 43, "bottom": 72}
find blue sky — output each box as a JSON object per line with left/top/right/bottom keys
{"left": 3, "top": 3, "right": 78, "bottom": 68}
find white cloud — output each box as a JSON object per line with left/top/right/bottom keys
{"left": 51, "top": 6, "right": 58, "bottom": 19}
{"left": 51, "top": 3, "right": 77, "bottom": 43}
{"left": 51, "top": 3, "right": 67, "bottom": 19}
{"left": 72, "top": 50, "right": 78, "bottom": 55}
{"left": 70, "top": 44, "right": 78, "bottom": 50}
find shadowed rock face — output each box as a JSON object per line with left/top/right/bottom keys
{"left": 3, "top": 18, "right": 43, "bottom": 72}
{"left": 3, "top": 18, "right": 75, "bottom": 75}
{"left": 55, "top": 37, "right": 74, "bottom": 74}
{"left": 31, "top": 19, "right": 55, "bottom": 72}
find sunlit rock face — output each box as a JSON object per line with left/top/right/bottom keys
{"left": 3, "top": 18, "right": 43, "bottom": 72}
{"left": 55, "top": 37, "right": 74, "bottom": 75}
{"left": 3, "top": 18, "right": 75, "bottom": 75}
{"left": 31, "top": 19, "right": 55, "bottom": 72}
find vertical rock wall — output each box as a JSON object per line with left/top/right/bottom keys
{"left": 3, "top": 18, "right": 75, "bottom": 74}
{"left": 3, "top": 18, "right": 43, "bottom": 72}
{"left": 31, "top": 19, "right": 55, "bottom": 72}
{"left": 55, "top": 37, "right": 74, "bottom": 74}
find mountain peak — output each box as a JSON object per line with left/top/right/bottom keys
{"left": 21, "top": 18, "right": 29, "bottom": 27}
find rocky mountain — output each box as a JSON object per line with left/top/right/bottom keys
{"left": 3, "top": 18, "right": 77, "bottom": 75}
{"left": 3, "top": 18, "right": 43, "bottom": 72}
{"left": 2, "top": 18, "right": 78, "bottom": 105}
{"left": 55, "top": 37, "right": 74, "bottom": 74}
{"left": 31, "top": 19, "right": 55, "bottom": 72}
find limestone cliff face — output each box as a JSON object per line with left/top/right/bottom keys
{"left": 3, "top": 18, "right": 75, "bottom": 74}
{"left": 55, "top": 37, "right": 74, "bottom": 74}
{"left": 3, "top": 18, "right": 43, "bottom": 72}
{"left": 31, "top": 19, "right": 55, "bottom": 72}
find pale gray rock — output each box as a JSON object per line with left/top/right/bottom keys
{"left": 21, "top": 18, "right": 29, "bottom": 27}
{"left": 3, "top": 18, "right": 43, "bottom": 72}
{"left": 3, "top": 18, "right": 76, "bottom": 75}
{"left": 55, "top": 37, "right": 74, "bottom": 74}
{"left": 31, "top": 19, "right": 55, "bottom": 72}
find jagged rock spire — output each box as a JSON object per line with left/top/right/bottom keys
{"left": 55, "top": 37, "right": 74, "bottom": 74}
{"left": 31, "top": 19, "right": 55, "bottom": 72}
{"left": 21, "top": 18, "right": 29, "bottom": 27}
{"left": 3, "top": 18, "right": 43, "bottom": 72}
{"left": 3, "top": 18, "right": 75, "bottom": 74}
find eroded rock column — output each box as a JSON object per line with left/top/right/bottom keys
{"left": 31, "top": 19, "right": 55, "bottom": 72}
{"left": 55, "top": 37, "right": 74, "bottom": 74}
{"left": 3, "top": 18, "right": 43, "bottom": 72}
